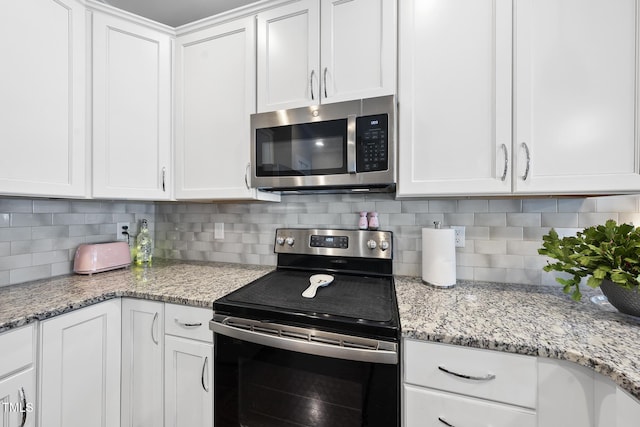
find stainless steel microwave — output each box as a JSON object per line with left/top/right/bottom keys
{"left": 250, "top": 95, "right": 396, "bottom": 193}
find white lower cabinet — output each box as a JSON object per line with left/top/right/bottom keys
{"left": 0, "top": 325, "right": 36, "bottom": 427}
{"left": 121, "top": 299, "right": 164, "bottom": 427}
{"left": 120, "top": 299, "right": 214, "bottom": 427}
{"left": 404, "top": 384, "right": 536, "bottom": 427}
{"left": 164, "top": 336, "right": 213, "bottom": 427}
{"left": 404, "top": 339, "right": 640, "bottom": 427}
{"left": 403, "top": 339, "right": 537, "bottom": 427}
{"left": 164, "top": 304, "right": 213, "bottom": 427}
{"left": 38, "top": 300, "right": 121, "bottom": 427}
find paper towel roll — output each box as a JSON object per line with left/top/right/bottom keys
{"left": 422, "top": 227, "right": 456, "bottom": 288}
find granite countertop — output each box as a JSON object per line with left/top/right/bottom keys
{"left": 395, "top": 276, "right": 640, "bottom": 400}
{"left": 0, "top": 259, "right": 273, "bottom": 332}
{"left": 1, "top": 260, "right": 639, "bottom": 400}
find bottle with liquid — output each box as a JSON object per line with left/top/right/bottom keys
{"left": 135, "top": 219, "right": 153, "bottom": 265}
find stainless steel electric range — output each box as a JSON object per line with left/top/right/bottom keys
{"left": 210, "top": 228, "right": 400, "bottom": 427}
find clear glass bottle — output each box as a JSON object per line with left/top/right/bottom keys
{"left": 135, "top": 219, "right": 153, "bottom": 265}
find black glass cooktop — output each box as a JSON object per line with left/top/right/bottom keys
{"left": 214, "top": 269, "right": 399, "bottom": 340}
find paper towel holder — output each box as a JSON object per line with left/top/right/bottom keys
{"left": 421, "top": 222, "right": 457, "bottom": 289}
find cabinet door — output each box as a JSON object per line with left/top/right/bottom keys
{"left": 537, "top": 358, "right": 595, "bottom": 427}
{"left": 514, "top": 0, "right": 640, "bottom": 194}
{"left": 320, "top": 0, "right": 396, "bottom": 103}
{"left": 164, "top": 336, "right": 213, "bottom": 427}
{"left": 0, "top": 369, "right": 35, "bottom": 427}
{"left": 92, "top": 12, "right": 172, "bottom": 200}
{"left": 257, "top": 0, "right": 320, "bottom": 112}
{"left": 0, "top": 0, "right": 86, "bottom": 198}
{"left": 397, "top": 0, "right": 512, "bottom": 197}
{"left": 121, "top": 299, "right": 164, "bottom": 427}
{"left": 174, "top": 17, "right": 278, "bottom": 201}
{"left": 39, "top": 300, "right": 121, "bottom": 427}
{"left": 404, "top": 385, "right": 536, "bottom": 427}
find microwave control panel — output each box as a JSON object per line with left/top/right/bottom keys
{"left": 356, "top": 114, "right": 388, "bottom": 172}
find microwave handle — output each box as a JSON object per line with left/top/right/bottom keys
{"left": 347, "top": 114, "right": 357, "bottom": 174}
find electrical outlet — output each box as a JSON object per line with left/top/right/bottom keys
{"left": 214, "top": 222, "right": 224, "bottom": 240}
{"left": 116, "top": 222, "right": 130, "bottom": 241}
{"left": 451, "top": 225, "right": 465, "bottom": 247}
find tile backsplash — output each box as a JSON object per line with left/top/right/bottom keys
{"left": 0, "top": 198, "right": 154, "bottom": 287}
{"left": 155, "top": 193, "right": 640, "bottom": 285}
{"left": 2, "top": 193, "right": 640, "bottom": 288}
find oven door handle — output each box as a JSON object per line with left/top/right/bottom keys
{"left": 210, "top": 318, "right": 397, "bottom": 365}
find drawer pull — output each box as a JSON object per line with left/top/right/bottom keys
{"left": 175, "top": 318, "right": 202, "bottom": 328}
{"left": 438, "top": 365, "right": 496, "bottom": 381}
{"left": 438, "top": 417, "right": 454, "bottom": 427}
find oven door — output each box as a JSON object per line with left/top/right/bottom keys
{"left": 212, "top": 317, "right": 399, "bottom": 427}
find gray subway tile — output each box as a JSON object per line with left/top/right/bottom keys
{"left": 10, "top": 265, "right": 51, "bottom": 285}
{"left": 11, "top": 213, "right": 52, "bottom": 227}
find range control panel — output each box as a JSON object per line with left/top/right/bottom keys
{"left": 275, "top": 228, "right": 392, "bottom": 259}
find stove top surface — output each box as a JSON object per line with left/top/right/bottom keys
{"left": 214, "top": 268, "right": 400, "bottom": 340}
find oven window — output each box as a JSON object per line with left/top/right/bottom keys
{"left": 255, "top": 119, "right": 348, "bottom": 177}
{"left": 215, "top": 334, "right": 399, "bottom": 427}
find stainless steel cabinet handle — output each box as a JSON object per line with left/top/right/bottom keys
{"left": 175, "top": 318, "right": 202, "bottom": 327}
{"left": 151, "top": 312, "right": 159, "bottom": 345}
{"left": 19, "top": 387, "right": 27, "bottom": 427}
{"left": 521, "top": 142, "right": 530, "bottom": 181}
{"left": 310, "top": 70, "right": 316, "bottom": 100}
{"left": 201, "top": 356, "right": 209, "bottom": 392}
{"left": 438, "top": 417, "right": 454, "bottom": 427}
{"left": 244, "top": 163, "right": 250, "bottom": 190}
{"left": 161, "top": 167, "right": 166, "bottom": 192}
{"left": 500, "top": 143, "right": 508, "bottom": 181}
{"left": 438, "top": 365, "right": 496, "bottom": 381}
{"left": 323, "top": 67, "right": 328, "bottom": 98}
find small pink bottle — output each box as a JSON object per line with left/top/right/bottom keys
{"left": 368, "top": 212, "right": 379, "bottom": 230}
{"left": 358, "top": 212, "right": 369, "bottom": 230}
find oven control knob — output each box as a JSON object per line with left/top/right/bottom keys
{"left": 379, "top": 240, "right": 389, "bottom": 251}
{"left": 276, "top": 236, "right": 285, "bottom": 246}
{"left": 285, "top": 237, "right": 295, "bottom": 246}
{"left": 367, "top": 239, "right": 377, "bottom": 250}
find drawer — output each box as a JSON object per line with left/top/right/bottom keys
{"left": 404, "top": 384, "right": 536, "bottom": 427}
{"left": 0, "top": 324, "right": 35, "bottom": 378}
{"left": 404, "top": 339, "right": 537, "bottom": 408}
{"left": 164, "top": 303, "right": 212, "bottom": 343}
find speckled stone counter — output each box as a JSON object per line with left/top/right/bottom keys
{"left": 395, "top": 276, "right": 640, "bottom": 400}
{"left": 1, "top": 261, "right": 640, "bottom": 401}
{"left": 0, "top": 259, "right": 272, "bottom": 333}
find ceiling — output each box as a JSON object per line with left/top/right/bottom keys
{"left": 98, "top": 0, "right": 259, "bottom": 27}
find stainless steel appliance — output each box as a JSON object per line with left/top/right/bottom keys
{"left": 210, "top": 228, "right": 400, "bottom": 426}
{"left": 250, "top": 95, "right": 396, "bottom": 193}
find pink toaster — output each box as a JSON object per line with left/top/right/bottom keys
{"left": 73, "top": 241, "right": 132, "bottom": 275}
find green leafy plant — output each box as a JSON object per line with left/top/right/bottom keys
{"left": 538, "top": 220, "right": 640, "bottom": 301}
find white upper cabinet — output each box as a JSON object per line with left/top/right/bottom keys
{"left": 91, "top": 12, "right": 172, "bottom": 200}
{"left": 398, "top": 0, "right": 640, "bottom": 197}
{"left": 514, "top": 0, "right": 640, "bottom": 194}
{"left": 174, "top": 17, "right": 279, "bottom": 201}
{"left": 0, "top": 0, "right": 86, "bottom": 198}
{"left": 257, "top": 0, "right": 396, "bottom": 112}
{"left": 257, "top": 0, "right": 320, "bottom": 112}
{"left": 397, "top": 0, "right": 513, "bottom": 197}
{"left": 320, "top": 0, "right": 396, "bottom": 104}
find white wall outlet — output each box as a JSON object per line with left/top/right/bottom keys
{"left": 214, "top": 222, "right": 224, "bottom": 240}
{"left": 116, "top": 222, "right": 130, "bottom": 241}
{"left": 451, "top": 225, "right": 465, "bottom": 247}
